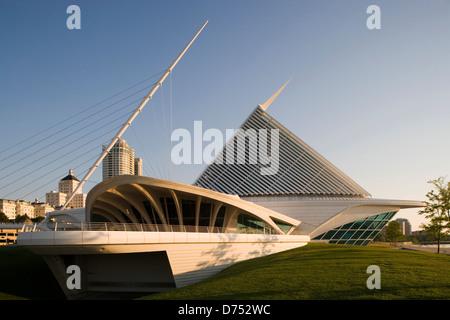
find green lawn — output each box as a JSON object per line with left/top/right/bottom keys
{"left": 141, "top": 243, "right": 450, "bottom": 300}
{"left": 1, "top": 243, "right": 449, "bottom": 300}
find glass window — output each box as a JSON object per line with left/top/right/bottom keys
{"left": 198, "top": 202, "right": 211, "bottom": 226}
{"left": 323, "top": 230, "right": 338, "bottom": 240}
{"left": 272, "top": 218, "right": 293, "bottom": 233}
{"left": 351, "top": 230, "right": 364, "bottom": 239}
{"left": 237, "top": 213, "right": 270, "bottom": 234}
{"left": 387, "top": 212, "right": 396, "bottom": 219}
{"left": 370, "top": 220, "right": 381, "bottom": 229}
{"left": 214, "top": 206, "right": 226, "bottom": 228}
{"left": 161, "top": 197, "right": 178, "bottom": 225}
{"left": 333, "top": 230, "right": 346, "bottom": 239}
{"left": 343, "top": 231, "right": 353, "bottom": 239}
{"left": 351, "top": 219, "right": 365, "bottom": 230}
{"left": 362, "top": 219, "right": 375, "bottom": 229}
{"left": 361, "top": 230, "right": 373, "bottom": 239}
{"left": 182, "top": 199, "right": 196, "bottom": 226}
{"left": 315, "top": 212, "right": 399, "bottom": 246}
{"left": 378, "top": 220, "right": 390, "bottom": 230}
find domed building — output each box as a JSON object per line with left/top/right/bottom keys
{"left": 46, "top": 169, "right": 86, "bottom": 209}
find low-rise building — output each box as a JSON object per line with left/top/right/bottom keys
{"left": 0, "top": 199, "right": 17, "bottom": 220}
{"left": 16, "top": 200, "right": 35, "bottom": 218}
{"left": 0, "top": 223, "right": 23, "bottom": 245}
{"left": 31, "top": 199, "right": 55, "bottom": 218}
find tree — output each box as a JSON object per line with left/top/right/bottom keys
{"left": 0, "top": 211, "right": 10, "bottom": 223}
{"left": 385, "top": 220, "right": 403, "bottom": 244}
{"left": 14, "top": 214, "right": 30, "bottom": 223}
{"left": 418, "top": 177, "right": 450, "bottom": 253}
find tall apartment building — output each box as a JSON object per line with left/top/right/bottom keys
{"left": 396, "top": 218, "right": 412, "bottom": 235}
{"left": 46, "top": 169, "right": 86, "bottom": 209}
{"left": 102, "top": 138, "right": 143, "bottom": 180}
{"left": 134, "top": 158, "right": 143, "bottom": 176}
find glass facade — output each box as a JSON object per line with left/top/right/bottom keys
{"left": 237, "top": 213, "right": 276, "bottom": 234}
{"left": 312, "top": 212, "right": 397, "bottom": 246}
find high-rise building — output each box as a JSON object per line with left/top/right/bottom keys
{"left": 59, "top": 169, "right": 80, "bottom": 194}
{"left": 396, "top": 218, "right": 412, "bottom": 235}
{"left": 102, "top": 138, "right": 143, "bottom": 180}
{"left": 134, "top": 158, "right": 143, "bottom": 176}
{"left": 46, "top": 170, "right": 86, "bottom": 208}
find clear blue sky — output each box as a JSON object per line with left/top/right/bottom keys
{"left": 1, "top": 0, "right": 450, "bottom": 230}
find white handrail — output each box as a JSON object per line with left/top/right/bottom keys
{"left": 20, "top": 221, "right": 308, "bottom": 235}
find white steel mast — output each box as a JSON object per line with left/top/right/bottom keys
{"left": 62, "top": 20, "right": 208, "bottom": 210}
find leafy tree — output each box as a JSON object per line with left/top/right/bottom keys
{"left": 0, "top": 211, "right": 10, "bottom": 223}
{"left": 32, "top": 216, "right": 45, "bottom": 223}
{"left": 385, "top": 220, "right": 403, "bottom": 243}
{"left": 418, "top": 177, "right": 450, "bottom": 253}
{"left": 14, "top": 214, "right": 30, "bottom": 223}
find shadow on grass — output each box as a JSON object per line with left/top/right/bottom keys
{"left": 0, "top": 246, "right": 66, "bottom": 300}
{"left": 144, "top": 243, "right": 450, "bottom": 300}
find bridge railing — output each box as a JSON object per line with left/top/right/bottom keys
{"left": 21, "top": 221, "right": 307, "bottom": 235}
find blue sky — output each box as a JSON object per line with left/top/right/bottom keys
{"left": 1, "top": 0, "right": 450, "bottom": 230}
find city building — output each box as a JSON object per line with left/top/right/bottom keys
{"left": 102, "top": 138, "right": 143, "bottom": 180}
{"left": 15, "top": 200, "right": 35, "bottom": 218}
{"left": 0, "top": 223, "right": 23, "bottom": 246}
{"left": 0, "top": 199, "right": 17, "bottom": 220}
{"left": 31, "top": 199, "right": 55, "bottom": 218}
{"left": 134, "top": 157, "right": 143, "bottom": 176}
{"left": 46, "top": 170, "right": 86, "bottom": 209}
{"left": 1, "top": 198, "right": 54, "bottom": 220}
{"left": 0, "top": 199, "right": 36, "bottom": 220}
{"left": 396, "top": 218, "right": 412, "bottom": 236}
{"left": 46, "top": 191, "right": 67, "bottom": 208}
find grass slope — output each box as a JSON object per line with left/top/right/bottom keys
{"left": 142, "top": 243, "right": 450, "bottom": 300}
{"left": 0, "top": 243, "right": 448, "bottom": 300}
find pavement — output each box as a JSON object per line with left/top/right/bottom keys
{"left": 397, "top": 244, "right": 450, "bottom": 255}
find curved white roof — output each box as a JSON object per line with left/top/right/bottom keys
{"left": 86, "top": 175, "right": 302, "bottom": 235}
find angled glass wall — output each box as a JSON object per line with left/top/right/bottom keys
{"left": 237, "top": 213, "right": 275, "bottom": 234}
{"left": 312, "top": 212, "right": 397, "bottom": 246}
